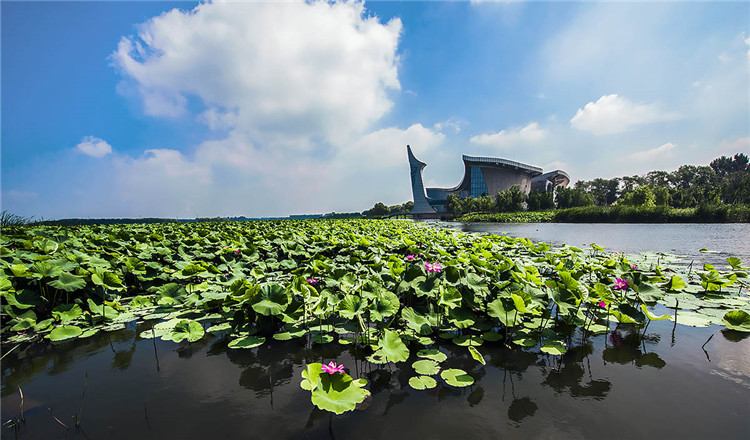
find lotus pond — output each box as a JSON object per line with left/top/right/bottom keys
{"left": 1, "top": 219, "right": 749, "bottom": 438}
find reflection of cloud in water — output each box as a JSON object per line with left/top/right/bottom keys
{"left": 710, "top": 331, "right": 750, "bottom": 389}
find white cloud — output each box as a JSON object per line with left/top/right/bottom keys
{"left": 342, "top": 124, "right": 445, "bottom": 169}
{"left": 626, "top": 142, "right": 676, "bottom": 162}
{"left": 717, "top": 137, "right": 750, "bottom": 155}
{"left": 470, "top": 122, "right": 547, "bottom": 149}
{"left": 112, "top": 0, "right": 402, "bottom": 145}
{"left": 433, "top": 117, "right": 464, "bottom": 134}
{"left": 75, "top": 136, "right": 113, "bottom": 158}
{"left": 570, "top": 94, "right": 681, "bottom": 135}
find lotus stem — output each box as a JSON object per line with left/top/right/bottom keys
{"left": 1, "top": 343, "right": 21, "bottom": 361}
{"left": 18, "top": 386, "right": 24, "bottom": 422}
{"left": 75, "top": 373, "right": 87, "bottom": 428}
{"left": 701, "top": 333, "right": 714, "bottom": 350}
{"left": 48, "top": 408, "right": 70, "bottom": 431}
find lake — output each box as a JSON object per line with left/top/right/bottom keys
{"left": 2, "top": 222, "right": 749, "bottom": 439}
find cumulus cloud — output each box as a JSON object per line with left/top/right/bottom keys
{"left": 75, "top": 136, "right": 113, "bottom": 158}
{"left": 112, "top": 0, "right": 402, "bottom": 145}
{"left": 570, "top": 94, "right": 681, "bottom": 135}
{"left": 626, "top": 142, "right": 677, "bottom": 162}
{"left": 470, "top": 122, "right": 547, "bottom": 149}
{"left": 341, "top": 124, "right": 445, "bottom": 169}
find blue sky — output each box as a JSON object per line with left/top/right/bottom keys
{"left": 2, "top": 0, "right": 748, "bottom": 219}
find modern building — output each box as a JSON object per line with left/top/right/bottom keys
{"left": 407, "top": 145, "right": 569, "bottom": 214}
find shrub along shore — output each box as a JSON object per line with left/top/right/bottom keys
{"left": 456, "top": 204, "right": 750, "bottom": 223}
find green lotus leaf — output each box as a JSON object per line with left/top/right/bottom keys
{"left": 401, "top": 307, "right": 432, "bottom": 335}
{"left": 453, "top": 335, "right": 483, "bottom": 347}
{"left": 52, "top": 303, "right": 83, "bottom": 323}
{"left": 412, "top": 359, "right": 440, "bottom": 375}
{"left": 337, "top": 294, "right": 366, "bottom": 319}
{"left": 129, "top": 295, "right": 154, "bottom": 308}
{"left": 33, "top": 318, "right": 54, "bottom": 332}
{"left": 468, "top": 346, "right": 486, "bottom": 365}
{"left": 663, "top": 275, "right": 686, "bottom": 291}
{"left": 87, "top": 298, "right": 119, "bottom": 320}
{"left": 540, "top": 340, "right": 567, "bottom": 355}
{"left": 29, "top": 261, "right": 62, "bottom": 279}
{"left": 487, "top": 298, "right": 519, "bottom": 327}
{"left": 49, "top": 325, "right": 83, "bottom": 341}
{"left": 306, "top": 366, "right": 370, "bottom": 415}
{"left": 171, "top": 320, "right": 205, "bottom": 343}
{"left": 722, "top": 310, "right": 750, "bottom": 332}
{"left": 157, "top": 283, "right": 186, "bottom": 298}
{"left": 251, "top": 283, "right": 290, "bottom": 316}
{"left": 640, "top": 304, "right": 670, "bottom": 321}
{"left": 409, "top": 375, "right": 437, "bottom": 390}
{"left": 5, "top": 289, "right": 42, "bottom": 310}
{"left": 181, "top": 264, "right": 206, "bottom": 276}
{"left": 48, "top": 272, "right": 86, "bottom": 292}
{"left": 448, "top": 307, "right": 475, "bottom": 329}
{"left": 670, "top": 311, "right": 714, "bottom": 327}
{"left": 441, "top": 368, "right": 474, "bottom": 387}
{"left": 481, "top": 331, "right": 504, "bottom": 342}
{"left": 207, "top": 322, "right": 233, "bottom": 334}
{"left": 377, "top": 329, "right": 409, "bottom": 363}
{"left": 227, "top": 335, "right": 266, "bottom": 349}
{"left": 416, "top": 349, "right": 447, "bottom": 362}
{"left": 10, "top": 309, "right": 37, "bottom": 331}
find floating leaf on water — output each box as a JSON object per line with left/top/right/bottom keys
{"left": 540, "top": 341, "right": 567, "bottom": 356}
{"left": 453, "top": 335, "right": 483, "bottom": 347}
{"left": 441, "top": 368, "right": 474, "bottom": 387}
{"left": 49, "top": 325, "right": 83, "bottom": 341}
{"left": 171, "top": 320, "right": 205, "bottom": 343}
{"left": 482, "top": 331, "right": 504, "bottom": 342}
{"left": 416, "top": 349, "right": 447, "bottom": 363}
{"left": 412, "top": 359, "right": 440, "bottom": 375}
{"left": 587, "top": 324, "right": 610, "bottom": 334}
{"left": 228, "top": 335, "right": 265, "bottom": 349}
{"left": 670, "top": 311, "right": 714, "bottom": 327}
{"left": 409, "top": 375, "right": 437, "bottom": 390}
{"left": 722, "top": 310, "right": 750, "bottom": 332}
{"left": 300, "top": 363, "right": 370, "bottom": 415}
{"left": 338, "top": 337, "right": 355, "bottom": 345}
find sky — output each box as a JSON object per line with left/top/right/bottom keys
{"left": 2, "top": 0, "right": 749, "bottom": 219}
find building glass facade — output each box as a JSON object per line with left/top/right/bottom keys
{"left": 470, "top": 166, "right": 487, "bottom": 197}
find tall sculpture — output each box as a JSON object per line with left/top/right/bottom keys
{"left": 407, "top": 145, "right": 437, "bottom": 214}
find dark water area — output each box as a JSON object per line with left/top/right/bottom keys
{"left": 439, "top": 222, "right": 750, "bottom": 266}
{"left": 2, "top": 318, "right": 749, "bottom": 439}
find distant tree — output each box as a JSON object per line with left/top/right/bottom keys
{"left": 555, "top": 186, "right": 594, "bottom": 209}
{"left": 653, "top": 186, "right": 670, "bottom": 206}
{"left": 496, "top": 185, "right": 525, "bottom": 212}
{"left": 619, "top": 186, "right": 655, "bottom": 207}
{"left": 475, "top": 194, "right": 495, "bottom": 212}
{"left": 369, "top": 202, "right": 389, "bottom": 217}
{"left": 526, "top": 191, "right": 554, "bottom": 211}
{"left": 445, "top": 194, "right": 462, "bottom": 214}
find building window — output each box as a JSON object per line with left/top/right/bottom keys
{"left": 470, "top": 167, "right": 487, "bottom": 197}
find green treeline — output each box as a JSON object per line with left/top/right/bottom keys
{"left": 450, "top": 153, "right": 750, "bottom": 222}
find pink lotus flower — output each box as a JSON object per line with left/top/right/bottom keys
{"left": 406, "top": 254, "right": 415, "bottom": 261}
{"left": 307, "top": 278, "right": 319, "bottom": 285}
{"left": 234, "top": 250, "right": 240, "bottom": 254}
{"left": 425, "top": 262, "right": 442, "bottom": 273}
{"left": 598, "top": 301, "right": 606, "bottom": 308}
{"left": 631, "top": 264, "right": 637, "bottom": 270}
{"left": 613, "top": 278, "right": 628, "bottom": 291}
{"left": 320, "top": 361, "right": 345, "bottom": 375}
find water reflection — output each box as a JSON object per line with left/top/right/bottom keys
{"left": 2, "top": 321, "right": 749, "bottom": 439}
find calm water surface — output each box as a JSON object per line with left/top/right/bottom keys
{"left": 439, "top": 222, "right": 750, "bottom": 265}
{"left": 2, "top": 223, "right": 750, "bottom": 439}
